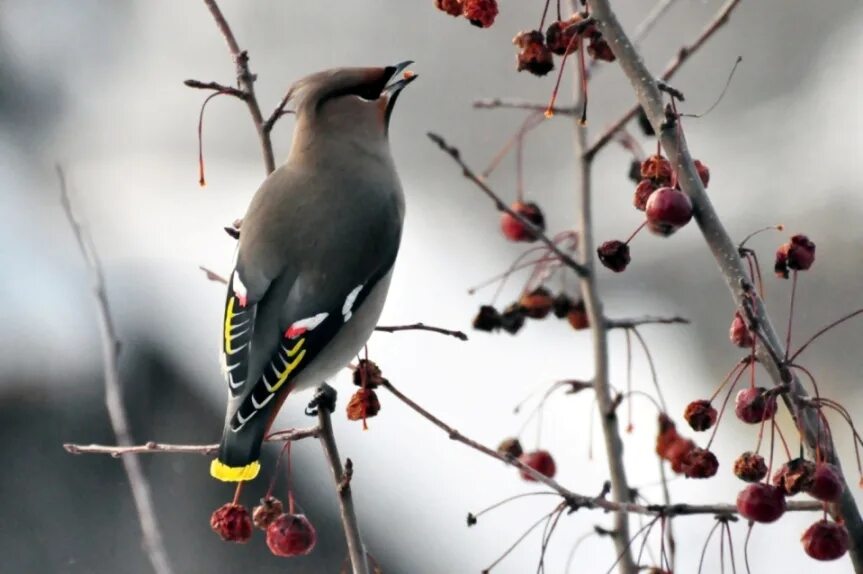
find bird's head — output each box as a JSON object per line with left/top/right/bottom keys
{"left": 286, "top": 62, "right": 417, "bottom": 155}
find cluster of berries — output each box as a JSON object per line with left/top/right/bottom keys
{"left": 655, "top": 414, "right": 718, "bottom": 479}
{"left": 210, "top": 496, "right": 317, "bottom": 557}
{"left": 472, "top": 288, "right": 589, "bottom": 335}
{"left": 512, "top": 13, "right": 615, "bottom": 77}
{"left": 346, "top": 359, "right": 386, "bottom": 426}
{"left": 497, "top": 437, "right": 557, "bottom": 481}
{"left": 434, "top": 0, "right": 498, "bottom": 28}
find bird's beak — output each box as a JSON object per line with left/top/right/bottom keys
{"left": 382, "top": 60, "right": 418, "bottom": 97}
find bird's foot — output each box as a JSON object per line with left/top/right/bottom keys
{"left": 305, "top": 383, "right": 337, "bottom": 416}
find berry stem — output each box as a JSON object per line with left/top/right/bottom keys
{"left": 624, "top": 221, "right": 648, "bottom": 245}
{"left": 706, "top": 363, "right": 748, "bottom": 450}
{"left": 196, "top": 91, "right": 226, "bottom": 187}
{"left": 469, "top": 491, "right": 559, "bottom": 524}
{"left": 630, "top": 327, "right": 668, "bottom": 412}
{"left": 539, "top": 0, "right": 553, "bottom": 30}
{"left": 788, "top": 307, "right": 863, "bottom": 363}
{"left": 232, "top": 481, "right": 243, "bottom": 505}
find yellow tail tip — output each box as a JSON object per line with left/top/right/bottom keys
{"left": 210, "top": 459, "right": 260, "bottom": 482}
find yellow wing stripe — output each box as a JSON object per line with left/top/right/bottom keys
{"left": 286, "top": 338, "right": 304, "bottom": 357}
{"left": 223, "top": 297, "right": 236, "bottom": 354}
{"left": 268, "top": 348, "right": 306, "bottom": 393}
{"left": 210, "top": 459, "right": 260, "bottom": 482}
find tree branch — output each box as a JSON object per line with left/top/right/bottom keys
{"left": 606, "top": 316, "right": 690, "bottom": 329}
{"left": 374, "top": 323, "right": 468, "bottom": 341}
{"left": 58, "top": 168, "right": 174, "bottom": 574}
{"left": 427, "top": 131, "right": 589, "bottom": 278}
{"left": 474, "top": 98, "right": 578, "bottom": 116}
{"left": 586, "top": 0, "right": 863, "bottom": 570}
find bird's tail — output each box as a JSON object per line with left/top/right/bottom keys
{"left": 210, "top": 414, "right": 268, "bottom": 482}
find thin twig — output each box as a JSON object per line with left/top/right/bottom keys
{"left": 58, "top": 168, "right": 173, "bottom": 574}
{"left": 374, "top": 323, "right": 468, "bottom": 341}
{"left": 585, "top": 0, "right": 742, "bottom": 160}
{"left": 317, "top": 405, "right": 369, "bottom": 574}
{"left": 63, "top": 427, "right": 321, "bottom": 456}
{"left": 183, "top": 79, "right": 246, "bottom": 100}
{"left": 474, "top": 98, "right": 578, "bottom": 116}
{"left": 586, "top": 0, "right": 863, "bottom": 570}
{"left": 632, "top": 0, "right": 680, "bottom": 44}
{"left": 427, "top": 132, "right": 589, "bottom": 278}
{"left": 606, "top": 316, "right": 690, "bottom": 329}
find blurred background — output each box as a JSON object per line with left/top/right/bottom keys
{"left": 1, "top": 0, "right": 861, "bottom": 572}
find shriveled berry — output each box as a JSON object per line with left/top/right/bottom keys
{"left": 772, "top": 458, "right": 816, "bottom": 496}
{"left": 680, "top": 447, "right": 719, "bottom": 479}
{"left": 645, "top": 187, "right": 693, "bottom": 236}
{"left": 519, "top": 286, "right": 554, "bottom": 319}
{"left": 801, "top": 519, "right": 850, "bottom": 561}
{"left": 667, "top": 438, "right": 696, "bottom": 474}
{"left": 597, "top": 240, "right": 631, "bottom": 272}
{"left": 587, "top": 37, "right": 615, "bottom": 62}
{"left": 693, "top": 159, "right": 710, "bottom": 188}
{"left": 775, "top": 234, "right": 816, "bottom": 278}
{"left": 500, "top": 201, "right": 546, "bottom": 242}
{"left": 736, "top": 483, "right": 786, "bottom": 523}
{"left": 729, "top": 312, "right": 754, "bottom": 347}
{"left": 518, "top": 450, "right": 556, "bottom": 481}
{"left": 808, "top": 462, "right": 844, "bottom": 502}
{"left": 266, "top": 513, "right": 317, "bottom": 557}
{"left": 252, "top": 496, "right": 284, "bottom": 530}
{"left": 497, "top": 437, "right": 524, "bottom": 459}
{"left": 473, "top": 305, "right": 502, "bottom": 332}
{"left": 346, "top": 388, "right": 381, "bottom": 421}
{"left": 210, "top": 503, "right": 253, "bottom": 543}
{"left": 513, "top": 30, "right": 554, "bottom": 77}
{"left": 462, "top": 0, "right": 497, "bottom": 28}
{"left": 352, "top": 359, "right": 386, "bottom": 389}
{"left": 545, "top": 16, "right": 581, "bottom": 55}
{"left": 633, "top": 179, "right": 657, "bottom": 211}
{"left": 641, "top": 155, "right": 673, "bottom": 185}
{"left": 434, "top": 0, "right": 463, "bottom": 16}
{"left": 734, "top": 387, "right": 777, "bottom": 424}
{"left": 500, "top": 303, "right": 526, "bottom": 334}
{"left": 552, "top": 292, "right": 574, "bottom": 318}
{"left": 683, "top": 400, "right": 717, "bottom": 432}
{"left": 734, "top": 451, "right": 768, "bottom": 483}
{"left": 566, "top": 300, "right": 589, "bottom": 330}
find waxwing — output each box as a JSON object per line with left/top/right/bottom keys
{"left": 211, "top": 62, "right": 417, "bottom": 482}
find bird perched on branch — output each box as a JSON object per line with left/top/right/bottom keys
{"left": 211, "top": 63, "right": 417, "bottom": 482}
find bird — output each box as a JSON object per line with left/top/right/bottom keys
{"left": 210, "top": 62, "right": 417, "bottom": 482}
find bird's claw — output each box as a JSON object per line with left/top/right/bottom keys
{"left": 305, "top": 383, "right": 337, "bottom": 416}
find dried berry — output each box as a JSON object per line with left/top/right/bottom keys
{"left": 807, "top": 462, "right": 844, "bottom": 502}
{"left": 210, "top": 503, "right": 253, "bottom": 543}
{"left": 552, "top": 292, "right": 574, "bottom": 318}
{"left": 640, "top": 155, "right": 673, "bottom": 185}
{"left": 680, "top": 447, "right": 719, "bottom": 479}
{"left": 352, "top": 359, "right": 386, "bottom": 389}
{"left": 597, "top": 240, "right": 631, "bottom": 272}
{"left": 462, "top": 0, "right": 497, "bottom": 28}
{"left": 434, "top": 0, "right": 463, "bottom": 16}
{"left": 772, "top": 458, "right": 817, "bottom": 496}
{"left": 587, "top": 36, "right": 615, "bottom": 62}
{"left": 801, "top": 519, "right": 850, "bottom": 561}
{"left": 545, "top": 15, "right": 582, "bottom": 55}
{"left": 633, "top": 179, "right": 657, "bottom": 211}
{"left": 500, "top": 303, "right": 526, "bottom": 334}
{"left": 775, "top": 234, "right": 816, "bottom": 278}
{"left": 729, "top": 312, "right": 754, "bottom": 348}
{"left": 667, "top": 438, "right": 696, "bottom": 474}
{"left": 566, "top": 300, "right": 589, "bottom": 330}
{"left": 513, "top": 30, "right": 554, "bottom": 77}
{"left": 346, "top": 388, "right": 381, "bottom": 421}
{"left": 736, "top": 483, "right": 787, "bottom": 523}
{"left": 497, "top": 437, "right": 524, "bottom": 459}
{"left": 645, "top": 187, "right": 693, "bottom": 236}
{"left": 518, "top": 450, "right": 557, "bottom": 481}
{"left": 519, "top": 286, "right": 554, "bottom": 319}
{"left": 252, "top": 496, "right": 284, "bottom": 530}
{"left": 734, "top": 452, "right": 768, "bottom": 483}
{"left": 693, "top": 159, "right": 710, "bottom": 188}
{"left": 473, "top": 305, "right": 502, "bottom": 332}
{"left": 500, "top": 201, "right": 546, "bottom": 242}
{"left": 734, "top": 387, "right": 777, "bottom": 424}
{"left": 266, "top": 513, "right": 317, "bottom": 557}
{"left": 683, "top": 400, "right": 717, "bottom": 432}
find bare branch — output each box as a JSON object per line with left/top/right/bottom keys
{"left": 58, "top": 167, "right": 174, "bottom": 574}
{"left": 374, "top": 323, "right": 468, "bottom": 341}
{"left": 427, "top": 131, "right": 589, "bottom": 278}
{"left": 606, "top": 316, "right": 690, "bottom": 329}
{"left": 183, "top": 79, "right": 246, "bottom": 99}
{"left": 474, "top": 98, "right": 578, "bottom": 116}
{"left": 263, "top": 89, "right": 296, "bottom": 134}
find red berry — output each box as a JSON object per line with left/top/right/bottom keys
{"left": 252, "top": 496, "right": 284, "bottom": 530}
{"left": 519, "top": 286, "right": 554, "bottom": 319}
{"left": 597, "top": 240, "right": 631, "bottom": 272}
{"left": 462, "top": 0, "right": 497, "bottom": 28}
{"left": 566, "top": 300, "right": 589, "bottom": 330}
{"left": 633, "top": 179, "right": 657, "bottom": 211}
{"left": 545, "top": 16, "right": 582, "bottom": 56}
{"left": 807, "top": 462, "right": 844, "bottom": 502}
{"left": 513, "top": 31, "right": 554, "bottom": 77}
{"left": 729, "top": 312, "right": 754, "bottom": 348}
{"left": 434, "top": 0, "right": 463, "bottom": 16}
{"left": 500, "top": 201, "right": 545, "bottom": 242}
{"left": 734, "top": 387, "right": 777, "bottom": 424}
{"left": 352, "top": 359, "right": 387, "bottom": 389}
{"left": 667, "top": 438, "right": 696, "bottom": 474}
{"left": 680, "top": 447, "right": 719, "bottom": 479}
{"left": 683, "top": 400, "right": 718, "bottom": 432}
{"left": 772, "top": 458, "right": 816, "bottom": 496}
{"left": 736, "top": 483, "right": 787, "bottom": 523}
{"left": 775, "top": 234, "right": 816, "bottom": 278}
{"left": 518, "top": 450, "right": 557, "bottom": 481}
{"left": 640, "top": 155, "right": 673, "bottom": 185}
{"left": 210, "top": 503, "right": 253, "bottom": 543}
{"left": 645, "top": 187, "right": 693, "bottom": 236}
{"left": 266, "top": 513, "right": 317, "bottom": 557}
{"left": 346, "top": 388, "right": 381, "bottom": 421}
{"left": 734, "top": 452, "right": 768, "bottom": 483}
{"left": 693, "top": 159, "right": 710, "bottom": 188}
{"left": 801, "top": 519, "right": 850, "bottom": 561}
{"left": 587, "top": 37, "right": 615, "bottom": 62}
{"left": 552, "top": 292, "right": 574, "bottom": 318}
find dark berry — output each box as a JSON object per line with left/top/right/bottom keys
{"left": 252, "top": 496, "right": 284, "bottom": 530}
{"left": 519, "top": 286, "right": 554, "bottom": 319}
{"left": 693, "top": 159, "right": 710, "bottom": 188}
{"left": 683, "top": 400, "right": 717, "bottom": 432}
{"left": 801, "top": 520, "right": 850, "bottom": 561}
{"left": 210, "top": 503, "right": 253, "bottom": 543}
{"left": 734, "top": 387, "right": 777, "bottom": 424}
{"left": 633, "top": 179, "right": 657, "bottom": 211}
{"left": 736, "top": 483, "right": 787, "bottom": 523}
{"left": 462, "top": 0, "right": 497, "bottom": 28}
{"left": 266, "top": 513, "right": 317, "bottom": 557}
{"left": 645, "top": 187, "right": 693, "bottom": 236}
{"left": 500, "top": 201, "right": 545, "bottom": 242}
{"left": 566, "top": 300, "right": 589, "bottom": 330}
{"left": 500, "top": 303, "right": 526, "bottom": 334}
{"left": 346, "top": 388, "right": 381, "bottom": 421}
{"left": 545, "top": 16, "right": 581, "bottom": 56}
{"left": 729, "top": 312, "right": 754, "bottom": 348}
{"left": 587, "top": 37, "right": 615, "bottom": 61}
{"left": 473, "top": 305, "right": 502, "bottom": 332}
{"left": 434, "top": 0, "right": 463, "bottom": 16}
{"left": 641, "top": 155, "right": 673, "bottom": 185}
{"left": 637, "top": 107, "right": 655, "bottom": 136}
{"left": 775, "top": 234, "right": 816, "bottom": 278}
{"left": 734, "top": 452, "right": 768, "bottom": 483}
{"left": 597, "top": 240, "right": 631, "bottom": 272}
{"left": 513, "top": 30, "right": 554, "bottom": 76}
{"left": 352, "top": 359, "right": 386, "bottom": 388}
{"left": 772, "top": 458, "right": 816, "bottom": 496}
{"left": 807, "top": 463, "right": 844, "bottom": 502}
{"left": 552, "top": 292, "right": 574, "bottom": 318}
{"left": 680, "top": 447, "right": 719, "bottom": 479}
{"left": 518, "top": 450, "right": 557, "bottom": 481}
